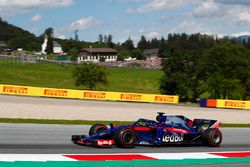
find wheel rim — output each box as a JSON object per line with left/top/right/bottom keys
{"left": 212, "top": 132, "right": 221, "bottom": 143}
{"left": 123, "top": 132, "right": 133, "bottom": 144}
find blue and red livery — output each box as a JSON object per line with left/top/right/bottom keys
{"left": 71, "top": 112, "right": 222, "bottom": 148}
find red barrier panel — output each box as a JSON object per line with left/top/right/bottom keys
{"left": 207, "top": 99, "right": 217, "bottom": 108}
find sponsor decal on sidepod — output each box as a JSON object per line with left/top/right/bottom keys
{"left": 162, "top": 134, "right": 184, "bottom": 142}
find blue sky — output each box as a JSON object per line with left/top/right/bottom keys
{"left": 1, "top": 0, "right": 250, "bottom": 43}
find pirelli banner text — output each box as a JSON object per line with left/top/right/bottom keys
{"left": 0, "top": 84, "right": 179, "bottom": 104}
{"left": 216, "top": 99, "right": 250, "bottom": 110}
{"left": 200, "top": 98, "right": 250, "bottom": 110}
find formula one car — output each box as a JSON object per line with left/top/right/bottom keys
{"left": 71, "top": 112, "right": 222, "bottom": 148}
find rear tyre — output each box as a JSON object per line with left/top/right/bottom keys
{"left": 114, "top": 128, "right": 136, "bottom": 148}
{"left": 202, "top": 128, "right": 222, "bottom": 147}
{"left": 89, "top": 124, "right": 108, "bottom": 136}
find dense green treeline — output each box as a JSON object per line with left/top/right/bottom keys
{"left": 160, "top": 36, "right": 250, "bottom": 101}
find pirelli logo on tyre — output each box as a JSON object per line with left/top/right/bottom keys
{"left": 44, "top": 89, "right": 68, "bottom": 97}
{"left": 83, "top": 92, "right": 106, "bottom": 99}
{"left": 224, "top": 100, "right": 246, "bottom": 108}
{"left": 2, "top": 86, "right": 28, "bottom": 94}
{"left": 155, "top": 96, "right": 174, "bottom": 103}
{"left": 120, "top": 94, "right": 142, "bottom": 101}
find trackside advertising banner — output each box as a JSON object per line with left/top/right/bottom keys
{"left": 201, "top": 98, "right": 250, "bottom": 109}
{"left": 217, "top": 99, "right": 250, "bottom": 109}
{"left": 0, "top": 84, "right": 179, "bottom": 104}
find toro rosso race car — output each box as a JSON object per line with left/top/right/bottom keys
{"left": 71, "top": 112, "right": 222, "bottom": 148}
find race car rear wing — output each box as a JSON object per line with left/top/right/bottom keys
{"left": 193, "top": 119, "right": 221, "bottom": 129}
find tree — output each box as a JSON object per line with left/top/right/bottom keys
{"left": 44, "top": 27, "right": 54, "bottom": 37}
{"left": 98, "top": 34, "right": 103, "bottom": 43}
{"left": 160, "top": 46, "right": 201, "bottom": 100}
{"left": 74, "top": 30, "right": 79, "bottom": 41}
{"left": 107, "top": 34, "right": 114, "bottom": 48}
{"left": 245, "top": 79, "right": 250, "bottom": 99}
{"left": 68, "top": 48, "right": 79, "bottom": 62}
{"left": 137, "top": 35, "right": 148, "bottom": 50}
{"left": 73, "top": 63, "right": 108, "bottom": 90}
{"left": 117, "top": 49, "right": 129, "bottom": 61}
{"left": 122, "top": 37, "right": 134, "bottom": 52}
{"left": 200, "top": 43, "right": 250, "bottom": 99}
{"left": 160, "top": 72, "right": 190, "bottom": 97}
{"left": 167, "top": 33, "right": 173, "bottom": 42}
{"left": 44, "top": 27, "right": 54, "bottom": 54}
{"left": 45, "top": 36, "right": 53, "bottom": 54}
{"left": 159, "top": 37, "right": 167, "bottom": 57}
{"left": 104, "top": 35, "right": 107, "bottom": 43}
{"left": 131, "top": 48, "right": 144, "bottom": 60}
{"left": 247, "top": 37, "right": 250, "bottom": 49}
{"left": 150, "top": 38, "right": 159, "bottom": 48}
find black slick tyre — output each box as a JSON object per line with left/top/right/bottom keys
{"left": 89, "top": 124, "right": 108, "bottom": 136}
{"left": 114, "top": 128, "right": 136, "bottom": 148}
{"left": 202, "top": 128, "right": 222, "bottom": 147}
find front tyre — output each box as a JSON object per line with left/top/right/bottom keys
{"left": 202, "top": 128, "right": 222, "bottom": 147}
{"left": 89, "top": 124, "right": 108, "bottom": 136}
{"left": 114, "top": 128, "right": 136, "bottom": 148}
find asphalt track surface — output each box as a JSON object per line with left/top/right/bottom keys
{"left": 0, "top": 123, "right": 249, "bottom": 154}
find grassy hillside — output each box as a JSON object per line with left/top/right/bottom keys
{"left": 0, "top": 59, "right": 163, "bottom": 94}
{"left": 0, "top": 18, "right": 42, "bottom": 50}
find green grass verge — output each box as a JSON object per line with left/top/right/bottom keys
{"left": 0, "top": 118, "right": 133, "bottom": 125}
{"left": 221, "top": 123, "right": 250, "bottom": 128}
{"left": 0, "top": 59, "right": 163, "bottom": 94}
{"left": 0, "top": 118, "right": 249, "bottom": 127}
